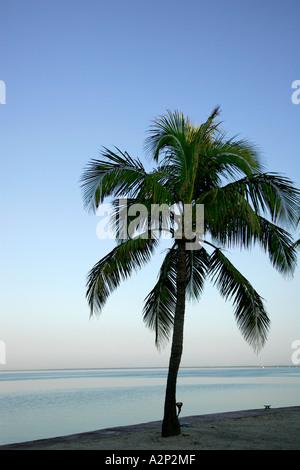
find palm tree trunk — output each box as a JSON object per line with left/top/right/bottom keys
{"left": 162, "top": 240, "right": 186, "bottom": 437}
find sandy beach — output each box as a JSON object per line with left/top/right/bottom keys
{"left": 1, "top": 406, "right": 299, "bottom": 451}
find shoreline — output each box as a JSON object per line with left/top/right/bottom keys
{"left": 1, "top": 406, "right": 299, "bottom": 450}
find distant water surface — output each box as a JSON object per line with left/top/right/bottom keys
{"left": 0, "top": 366, "right": 299, "bottom": 445}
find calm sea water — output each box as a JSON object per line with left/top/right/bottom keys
{"left": 0, "top": 366, "right": 299, "bottom": 445}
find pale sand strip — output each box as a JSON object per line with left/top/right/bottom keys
{"left": 1, "top": 406, "right": 299, "bottom": 450}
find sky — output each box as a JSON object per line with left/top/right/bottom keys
{"left": 0, "top": 0, "right": 299, "bottom": 370}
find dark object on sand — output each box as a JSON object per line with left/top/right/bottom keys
{"left": 176, "top": 402, "right": 183, "bottom": 416}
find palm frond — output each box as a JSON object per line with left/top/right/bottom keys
{"left": 144, "top": 109, "right": 187, "bottom": 163}
{"left": 255, "top": 216, "right": 297, "bottom": 275}
{"left": 86, "top": 236, "right": 159, "bottom": 316}
{"left": 224, "top": 172, "right": 300, "bottom": 228}
{"left": 201, "top": 173, "right": 300, "bottom": 265}
{"left": 143, "top": 168, "right": 176, "bottom": 204}
{"left": 143, "top": 244, "right": 177, "bottom": 349}
{"left": 204, "top": 191, "right": 297, "bottom": 276}
{"left": 200, "top": 185, "right": 261, "bottom": 248}
{"left": 143, "top": 245, "right": 210, "bottom": 348}
{"left": 204, "top": 135, "right": 264, "bottom": 181}
{"left": 208, "top": 249, "right": 270, "bottom": 352}
{"left": 145, "top": 108, "right": 222, "bottom": 201}
{"left": 185, "top": 248, "right": 210, "bottom": 302}
{"left": 80, "top": 147, "right": 146, "bottom": 212}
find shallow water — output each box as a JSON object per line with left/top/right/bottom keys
{"left": 0, "top": 366, "right": 299, "bottom": 445}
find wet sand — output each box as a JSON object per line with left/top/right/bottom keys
{"left": 1, "top": 406, "right": 299, "bottom": 450}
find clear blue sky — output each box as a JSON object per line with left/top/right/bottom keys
{"left": 0, "top": 0, "right": 299, "bottom": 370}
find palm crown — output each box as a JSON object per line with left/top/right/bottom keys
{"left": 81, "top": 107, "right": 299, "bottom": 353}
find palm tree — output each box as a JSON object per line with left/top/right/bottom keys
{"left": 81, "top": 108, "right": 300, "bottom": 437}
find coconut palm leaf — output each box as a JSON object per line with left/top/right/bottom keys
{"left": 86, "top": 235, "right": 159, "bottom": 316}
{"left": 143, "top": 245, "right": 177, "bottom": 348}
{"left": 208, "top": 248, "right": 270, "bottom": 352}
{"left": 201, "top": 185, "right": 261, "bottom": 248}
{"left": 255, "top": 216, "right": 298, "bottom": 275}
{"left": 185, "top": 247, "right": 210, "bottom": 302}
{"left": 200, "top": 172, "right": 300, "bottom": 263}
{"left": 144, "top": 109, "right": 189, "bottom": 164}
{"left": 145, "top": 108, "right": 221, "bottom": 201}
{"left": 143, "top": 245, "right": 210, "bottom": 348}
{"left": 222, "top": 172, "right": 300, "bottom": 227}
{"left": 81, "top": 147, "right": 146, "bottom": 212}
{"left": 206, "top": 134, "right": 264, "bottom": 175}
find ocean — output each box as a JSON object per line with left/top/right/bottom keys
{"left": 0, "top": 366, "right": 299, "bottom": 446}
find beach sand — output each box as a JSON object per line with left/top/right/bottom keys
{"left": 1, "top": 406, "right": 299, "bottom": 451}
